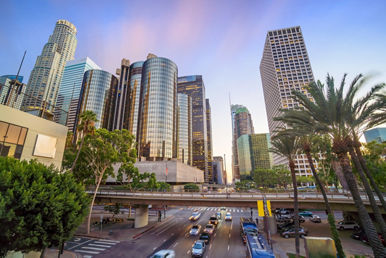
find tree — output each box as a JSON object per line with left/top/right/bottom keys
{"left": 184, "top": 183, "right": 200, "bottom": 192}
{"left": 361, "top": 141, "right": 386, "bottom": 191}
{"left": 0, "top": 157, "right": 89, "bottom": 257}
{"left": 270, "top": 134, "right": 301, "bottom": 257}
{"left": 286, "top": 74, "right": 385, "bottom": 256}
{"left": 104, "top": 203, "right": 122, "bottom": 219}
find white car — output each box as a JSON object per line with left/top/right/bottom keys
{"left": 189, "top": 211, "right": 201, "bottom": 221}
{"left": 151, "top": 249, "right": 175, "bottom": 258}
{"left": 190, "top": 224, "right": 202, "bottom": 236}
{"left": 336, "top": 221, "right": 359, "bottom": 230}
{"left": 225, "top": 212, "right": 232, "bottom": 221}
{"left": 203, "top": 224, "right": 215, "bottom": 234}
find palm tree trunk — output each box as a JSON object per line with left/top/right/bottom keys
{"left": 354, "top": 143, "right": 386, "bottom": 211}
{"left": 304, "top": 149, "right": 344, "bottom": 257}
{"left": 289, "top": 159, "right": 300, "bottom": 258}
{"left": 335, "top": 150, "right": 385, "bottom": 257}
{"left": 70, "top": 137, "right": 84, "bottom": 172}
{"left": 87, "top": 166, "right": 107, "bottom": 234}
{"left": 348, "top": 145, "right": 386, "bottom": 240}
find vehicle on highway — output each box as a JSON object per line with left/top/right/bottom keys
{"left": 199, "top": 232, "right": 211, "bottom": 244}
{"left": 209, "top": 216, "right": 218, "bottom": 226}
{"left": 336, "top": 221, "right": 359, "bottom": 230}
{"left": 220, "top": 207, "right": 226, "bottom": 211}
{"left": 281, "top": 227, "right": 308, "bottom": 238}
{"left": 225, "top": 212, "right": 232, "bottom": 221}
{"left": 216, "top": 211, "right": 222, "bottom": 220}
{"left": 240, "top": 217, "right": 259, "bottom": 244}
{"left": 203, "top": 224, "right": 215, "bottom": 234}
{"left": 351, "top": 230, "right": 385, "bottom": 246}
{"left": 310, "top": 215, "right": 321, "bottom": 223}
{"left": 189, "top": 211, "right": 201, "bottom": 221}
{"left": 240, "top": 217, "right": 274, "bottom": 257}
{"left": 190, "top": 225, "right": 202, "bottom": 236}
{"left": 191, "top": 240, "right": 206, "bottom": 257}
{"left": 151, "top": 249, "right": 176, "bottom": 258}
{"left": 299, "top": 211, "right": 313, "bottom": 217}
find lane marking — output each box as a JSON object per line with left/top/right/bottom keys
{"left": 81, "top": 247, "right": 106, "bottom": 251}
{"left": 89, "top": 243, "right": 112, "bottom": 248}
{"left": 228, "top": 245, "right": 230, "bottom": 251}
{"left": 99, "top": 239, "right": 120, "bottom": 243}
{"left": 209, "top": 244, "right": 212, "bottom": 250}
{"left": 83, "top": 256, "right": 92, "bottom": 258}
{"left": 74, "top": 250, "right": 100, "bottom": 254}
{"left": 187, "top": 250, "right": 191, "bottom": 254}
{"left": 67, "top": 239, "right": 93, "bottom": 250}
{"left": 95, "top": 241, "right": 116, "bottom": 245}
{"left": 172, "top": 242, "right": 178, "bottom": 248}
{"left": 153, "top": 247, "right": 156, "bottom": 250}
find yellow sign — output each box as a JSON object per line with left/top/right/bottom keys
{"left": 266, "top": 200, "right": 272, "bottom": 216}
{"left": 257, "top": 200, "right": 264, "bottom": 217}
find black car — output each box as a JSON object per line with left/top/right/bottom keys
{"left": 351, "top": 230, "right": 385, "bottom": 246}
{"left": 199, "top": 233, "right": 211, "bottom": 244}
{"left": 277, "top": 221, "right": 295, "bottom": 232}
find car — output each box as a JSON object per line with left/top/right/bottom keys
{"left": 281, "top": 227, "right": 308, "bottom": 239}
{"left": 216, "top": 211, "right": 222, "bottom": 220}
{"left": 299, "top": 211, "right": 313, "bottom": 217}
{"left": 310, "top": 215, "right": 321, "bottom": 223}
{"left": 291, "top": 215, "right": 305, "bottom": 223}
{"left": 191, "top": 240, "right": 206, "bottom": 257}
{"left": 209, "top": 216, "right": 218, "bottom": 226}
{"left": 203, "top": 224, "right": 215, "bottom": 234}
{"left": 276, "top": 208, "right": 291, "bottom": 215}
{"left": 199, "top": 232, "right": 211, "bottom": 244}
{"left": 151, "top": 249, "right": 176, "bottom": 258}
{"left": 189, "top": 211, "right": 201, "bottom": 221}
{"left": 336, "top": 221, "right": 359, "bottom": 230}
{"left": 277, "top": 221, "right": 295, "bottom": 232}
{"left": 225, "top": 212, "right": 232, "bottom": 221}
{"left": 190, "top": 225, "right": 202, "bottom": 236}
{"left": 220, "top": 207, "right": 226, "bottom": 211}
{"left": 351, "top": 230, "right": 385, "bottom": 246}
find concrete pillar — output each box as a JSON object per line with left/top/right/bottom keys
{"left": 135, "top": 205, "right": 149, "bottom": 228}
{"left": 264, "top": 216, "right": 277, "bottom": 234}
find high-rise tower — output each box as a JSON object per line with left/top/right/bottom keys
{"left": 206, "top": 98, "right": 214, "bottom": 183}
{"left": 22, "top": 20, "right": 77, "bottom": 118}
{"left": 260, "top": 26, "right": 316, "bottom": 176}
{"left": 177, "top": 93, "right": 193, "bottom": 165}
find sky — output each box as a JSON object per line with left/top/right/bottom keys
{"left": 1, "top": 0, "right": 386, "bottom": 182}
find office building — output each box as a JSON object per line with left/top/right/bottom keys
{"left": 177, "top": 93, "right": 193, "bottom": 165}
{"left": 137, "top": 54, "right": 178, "bottom": 160}
{"left": 177, "top": 75, "right": 209, "bottom": 182}
{"left": 0, "top": 75, "right": 26, "bottom": 110}
{"left": 112, "top": 59, "right": 130, "bottom": 130}
{"left": 364, "top": 128, "right": 386, "bottom": 143}
{"left": 237, "top": 134, "right": 253, "bottom": 180}
{"left": 206, "top": 99, "right": 214, "bottom": 182}
{"left": 213, "top": 156, "right": 226, "bottom": 185}
{"left": 250, "top": 133, "right": 273, "bottom": 170}
{"left": 260, "top": 26, "right": 316, "bottom": 176}
{"left": 22, "top": 20, "right": 77, "bottom": 118}
{"left": 54, "top": 57, "right": 100, "bottom": 131}
{"left": 76, "top": 69, "right": 118, "bottom": 131}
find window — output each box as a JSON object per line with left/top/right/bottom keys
{"left": 0, "top": 121, "right": 28, "bottom": 159}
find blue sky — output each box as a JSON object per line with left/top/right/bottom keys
{"left": 1, "top": 0, "right": 386, "bottom": 180}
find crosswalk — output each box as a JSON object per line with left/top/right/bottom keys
{"left": 185, "top": 207, "right": 249, "bottom": 213}
{"left": 67, "top": 238, "right": 120, "bottom": 257}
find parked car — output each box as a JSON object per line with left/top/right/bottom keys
{"left": 277, "top": 221, "right": 295, "bottom": 232}
{"left": 281, "top": 227, "right": 308, "bottom": 238}
{"left": 351, "top": 230, "right": 385, "bottom": 246}
{"left": 189, "top": 211, "right": 201, "bottom": 221}
{"left": 310, "top": 215, "right": 321, "bottom": 223}
{"left": 209, "top": 216, "right": 218, "bottom": 226}
{"left": 291, "top": 215, "right": 305, "bottom": 223}
{"left": 204, "top": 224, "right": 215, "bottom": 234}
{"left": 151, "top": 249, "right": 176, "bottom": 258}
{"left": 190, "top": 225, "right": 202, "bottom": 236}
{"left": 225, "top": 212, "right": 232, "bottom": 221}
{"left": 336, "top": 221, "right": 359, "bottom": 230}
{"left": 191, "top": 240, "right": 206, "bottom": 257}
{"left": 276, "top": 208, "right": 291, "bottom": 215}
{"left": 299, "top": 211, "right": 313, "bottom": 217}
{"left": 199, "top": 232, "right": 211, "bottom": 244}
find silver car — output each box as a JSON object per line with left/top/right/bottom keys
{"left": 190, "top": 225, "right": 201, "bottom": 236}
{"left": 151, "top": 249, "right": 175, "bottom": 258}
{"left": 191, "top": 240, "right": 206, "bottom": 257}
{"left": 336, "top": 221, "right": 359, "bottom": 230}
{"left": 203, "top": 224, "right": 215, "bottom": 234}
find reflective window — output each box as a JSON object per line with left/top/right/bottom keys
{"left": 0, "top": 121, "right": 28, "bottom": 159}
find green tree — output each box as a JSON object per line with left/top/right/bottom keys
{"left": 0, "top": 157, "right": 89, "bottom": 257}
{"left": 104, "top": 203, "right": 122, "bottom": 219}
{"left": 184, "top": 183, "right": 200, "bottom": 192}
{"left": 361, "top": 141, "right": 386, "bottom": 191}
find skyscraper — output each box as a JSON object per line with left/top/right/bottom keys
{"left": 112, "top": 58, "right": 130, "bottom": 130}
{"left": 231, "top": 105, "right": 254, "bottom": 181}
{"left": 206, "top": 98, "right": 214, "bottom": 183}
{"left": 260, "top": 26, "right": 316, "bottom": 176}
{"left": 76, "top": 69, "right": 118, "bottom": 131}
{"left": 54, "top": 57, "right": 100, "bottom": 131}
{"left": 237, "top": 134, "right": 252, "bottom": 180}
{"left": 22, "top": 20, "right": 77, "bottom": 118}
{"left": 364, "top": 128, "right": 386, "bottom": 143}
{"left": 250, "top": 133, "right": 273, "bottom": 170}
{"left": 213, "top": 156, "right": 226, "bottom": 184}
{"left": 177, "top": 93, "right": 193, "bottom": 165}
{"left": 0, "top": 75, "right": 26, "bottom": 110}
{"left": 137, "top": 54, "right": 178, "bottom": 160}
{"left": 177, "top": 75, "right": 209, "bottom": 182}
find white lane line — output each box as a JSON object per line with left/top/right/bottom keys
{"left": 81, "top": 246, "right": 106, "bottom": 251}
{"left": 209, "top": 244, "right": 212, "bottom": 250}
{"left": 75, "top": 250, "right": 100, "bottom": 254}
{"left": 89, "top": 243, "right": 112, "bottom": 248}
{"left": 173, "top": 242, "right": 179, "bottom": 248}
{"left": 98, "top": 239, "right": 120, "bottom": 243}
{"left": 229, "top": 233, "right": 231, "bottom": 238}
{"left": 83, "top": 256, "right": 93, "bottom": 258}
{"left": 228, "top": 245, "right": 230, "bottom": 251}
{"left": 67, "top": 239, "right": 93, "bottom": 250}
{"left": 163, "top": 239, "right": 167, "bottom": 242}
{"left": 187, "top": 250, "right": 191, "bottom": 254}
{"left": 95, "top": 241, "right": 117, "bottom": 245}
{"left": 153, "top": 247, "right": 156, "bottom": 250}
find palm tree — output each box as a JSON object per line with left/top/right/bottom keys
{"left": 270, "top": 134, "right": 301, "bottom": 257}
{"left": 70, "top": 111, "right": 98, "bottom": 172}
{"left": 285, "top": 75, "right": 385, "bottom": 257}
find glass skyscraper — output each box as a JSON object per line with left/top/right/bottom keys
{"left": 137, "top": 54, "right": 178, "bottom": 160}
{"left": 237, "top": 134, "right": 252, "bottom": 180}
{"left": 250, "top": 133, "right": 273, "bottom": 170}
{"left": 206, "top": 98, "right": 214, "bottom": 183}
{"left": 0, "top": 75, "right": 26, "bottom": 110}
{"left": 364, "top": 128, "right": 386, "bottom": 143}
{"left": 177, "top": 93, "right": 192, "bottom": 165}
{"left": 54, "top": 57, "right": 100, "bottom": 131}
{"left": 76, "top": 70, "right": 118, "bottom": 131}
{"left": 22, "top": 20, "right": 77, "bottom": 118}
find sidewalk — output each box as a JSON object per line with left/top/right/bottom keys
{"left": 43, "top": 248, "right": 80, "bottom": 258}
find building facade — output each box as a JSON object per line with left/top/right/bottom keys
{"left": 250, "top": 133, "right": 273, "bottom": 170}
{"left": 237, "top": 134, "right": 253, "bottom": 180}
{"left": 213, "top": 156, "right": 226, "bottom": 185}
{"left": 260, "top": 26, "right": 316, "bottom": 176}
{"left": 177, "top": 75, "right": 209, "bottom": 182}
{"left": 177, "top": 93, "right": 193, "bottom": 165}
{"left": 76, "top": 69, "right": 118, "bottom": 131}
{"left": 364, "top": 128, "right": 386, "bottom": 143}
{"left": 137, "top": 55, "right": 178, "bottom": 160}
{"left": 112, "top": 59, "right": 130, "bottom": 130}
{"left": 54, "top": 57, "right": 100, "bottom": 132}
{"left": 206, "top": 98, "right": 214, "bottom": 183}
{"left": 0, "top": 75, "right": 26, "bottom": 110}
{"left": 22, "top": 20, "right": 77, "bottom": 118}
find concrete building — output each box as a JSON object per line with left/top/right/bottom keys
{"left": 260, "top": 26, "right": 317, "bottom": 176}
{"left": 54, "top": 57, "right": 100, "bottom": 132}
{"left": 177, "top": 75, "right": 209, "bottom": 182}
{"left": 0, "top": 75, "right": 26, "bottom": 110}
{"left": 137, "top": 54, "right": 178, "bottom": 160}
{"left": 206, "top": 99, "right": 214, "bottom": 182}
{"left": 364, "top": 128, "right": 386, "bottom": 143}
{"left": 22, "top": 20, "right": 77, "bottom": 118}
{"left": 0, "top": 104, "right": 67, "bottom": 169}
{"left": 213, "top": 156, "right": 226, "bottom": 184}
{"left": 177, "top": 93, "right": 193, "bottom": 165}
{"left": 76, "top": 69, "right": 118, "bottom": 131}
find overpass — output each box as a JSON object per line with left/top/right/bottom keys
{"left": 88, "top": 190, "right": 385, "bottom": 227}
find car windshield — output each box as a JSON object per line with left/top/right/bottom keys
{"left": 192, "top": 225, "right": 199, "bottom": 229}
{"left": 210, "top": 217, "right": 216, "bottom": 220}
{"left": 192, "top": 212, "right": 199, "bottom": 216}
{"left": 193, "top": 242, "right": 203, "bottom": 249}
{"left": 226, "top": 213, "right": 231, "bottom": 216}
{"left": 200, "top": 235, "right": 209, "bottom": 239}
